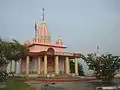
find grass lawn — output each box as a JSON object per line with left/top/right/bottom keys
{"left": 0, "top": 77, "right": 35, "bottom": 90}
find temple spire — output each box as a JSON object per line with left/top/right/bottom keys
{"left": 39, "top": 8, "right": 51, "bottom": 44}
{"left": 42, "top": 8, "right": 44, "bottom": 21}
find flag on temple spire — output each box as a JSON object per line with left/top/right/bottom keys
{"left": 34, "top": 22, "right": 38, "bottom": 39}
{"left": 35, "top": 22, "right": 37, "bottom": 31}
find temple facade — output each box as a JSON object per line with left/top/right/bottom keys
{"left": 19, "top": 9, "right": 81, "bottom": 77}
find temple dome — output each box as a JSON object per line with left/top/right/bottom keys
{"left": 56, "top": 38, "right": 63, "bottom": 46}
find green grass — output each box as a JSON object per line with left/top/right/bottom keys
{"left": 1, "top": 77, "right": 34, "bottom": 90}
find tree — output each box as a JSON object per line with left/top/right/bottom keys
{"left": 0, "top": 38, "right": 9, "bottom": 71}
{"left": 78, "top": 63, "right": 84, "bottom": 76}
{"left": 0, "top": 38, "right": 28, "bottom": 81}
{"left": 70, "top": 60, "right": 84, "bottom": 76}
{"left": 81, "top": 53, "right": 120, "bottom": 84}
{"left": 9, "top": 39, "right": 28, "bottom": 73}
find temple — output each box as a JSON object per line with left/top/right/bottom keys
{"left": 20, "top": 8, "right": 81, "bottom": 77}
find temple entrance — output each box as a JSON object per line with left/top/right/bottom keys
{"left": 47, "top": 56, "right": 54, "bottom": 73}
{"left": 47, "top": 48, "right": 55, "bottom": 73}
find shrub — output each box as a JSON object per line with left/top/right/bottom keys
{"left": 0, "top": 71, "right": 9, "bottom": 82}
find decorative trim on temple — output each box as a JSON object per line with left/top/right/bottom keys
{"left": 27, "top": 51, "right": 80, "bottom": 58}
{"left": 28, "top": 43, "right": 67, "bottom": 48}
{"left": 55, "top": 52, "right": 73, "bottom": 56}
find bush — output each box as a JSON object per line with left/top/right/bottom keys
{"left": 9, "top": 72, "right": 15, "bottom": 76}
{"left": 0, "top": 71, "right": 9, "bottom": 82}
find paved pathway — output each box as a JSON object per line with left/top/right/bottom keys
{"left": 25, "top": 79, "right": 120, "bottom": 90}
{"left": 42, "top": 82, "right": 96, "bottom": 90}
{"left": 26, "top": 80, "right": 100, "bottom": 90}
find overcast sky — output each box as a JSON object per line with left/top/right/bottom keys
{"left": 0, "top": 0, "right": 119, "bottom": 55}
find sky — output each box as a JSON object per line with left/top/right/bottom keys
{"left": 0, "top": 0, "right": 119, "bottom": 55}
{"left": 0, "top": 0, "right": 119, "bottom": 75}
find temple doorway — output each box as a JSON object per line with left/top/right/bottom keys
{"left": 47, "top": 56, "right": 54, "bottom": 73}
{"left": 47, "top": 48, "right": 55, "bottom": 73}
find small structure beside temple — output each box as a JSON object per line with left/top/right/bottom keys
{"left": 19, "top": 8, "right": 81, "bottom": 77}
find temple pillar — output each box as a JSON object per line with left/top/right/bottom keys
{"left": 75, "top": 57, "right": 78, "bottom": 75}
{"left": 65, "top": 56, "right": 70, "bottom": 74}
{"left": 19, "top": 59, "right": 22, "bottom": 74}
{"left": 44, "top": 55, "right": 47, "bottom": 75}
{"left": 14, "top": 61, "right": 17, "bottom": 73}
{"left": 26, "top": 56, "right": 30, "bottom": 76}
{"left": 35, "top": 58, "right": 38, "bottom": 73}
{"left": 37, "top": 56, "right": 41, "bottom": 74}
{"left": 55, "top": 56, "right": 59, "bottom": 75}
